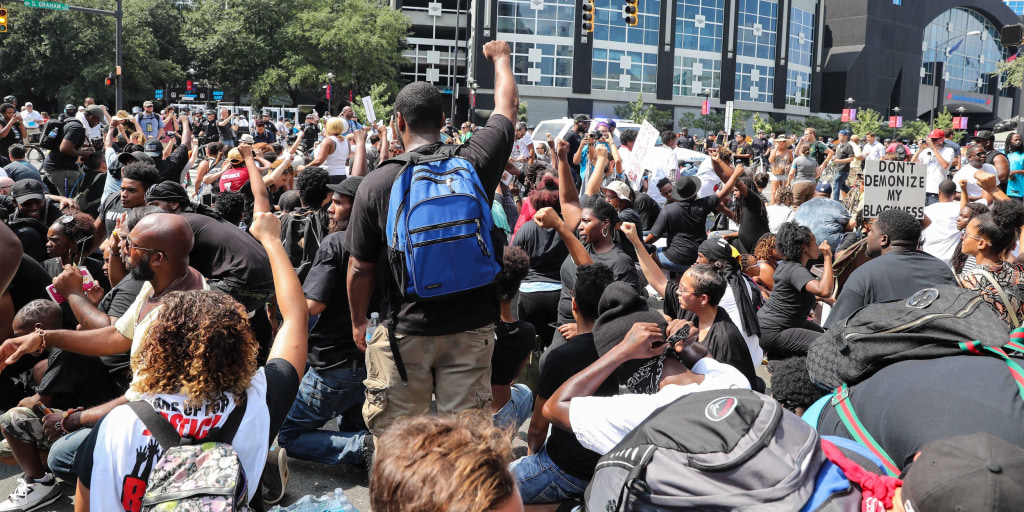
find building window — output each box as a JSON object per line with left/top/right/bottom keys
{"left": 592, "top": 48, "right": 658, "bottom": 93}
{"left": 786, "top": 6, "right": 813, "bottom": 108}
{"left": 674, "top": 0, "right": 724, "bottom": 54}
{"left": 497, "top": 0, "right": 575, "bottom": 37}
{"left": 496, "top": 0, "right": 575, "bottom": 88}
{"left": 510, "top": 42, "right": 574, "bottom": 87}
{"left": 735, "top": 63, "right": 773, "bottom": 103}
{"left": 1007, "top": 1, "right": 1024, "bottom": 16}
{"left": 592, "top": 0, "right": 660, "bottom": 46}
{"left": 736, "top": 0, "right": 777, "bottom": 61}
{"left": 673, "top": 56, "right": 721, "bottom": 97}
{"left": 921, "top": 7, "right": 1011, "bottom": 96}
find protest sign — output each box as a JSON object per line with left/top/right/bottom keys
{"left": 861, "top": 159, "right": 927, "bottom": 219}
{"left": 362, "top": 96, "right": 377, "bottom": 124}
{"left": 625, "top": 120, "right": 659, "bottom": 190}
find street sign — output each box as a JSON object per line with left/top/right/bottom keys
{"left": 212, "top": 91, "right": 224, "bottom": 100}
{"left": 23, "top": 0, "right": 69, "bottom": 11}
{"left": 724, "top": 100, "right": 734, "bottom": 133}
{"left": 154, "top": 89, "right": 164, "bottom": 99}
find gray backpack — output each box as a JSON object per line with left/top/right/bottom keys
{"left": 584, "top": 390, "right": 828, "bottom": 511}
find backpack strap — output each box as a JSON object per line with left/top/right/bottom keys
{"left": 1006, "top": 326, "right": 1024, "bottom": 354}
{"left": 129, "top": 398, "right": 249, "bottom": 448}
{"left": 965, "top": 268, "right": 1020, "bottom": 328}
{"left": 830, "top": 384, "right": 900, "bottom": 476}
{"left": 959, "top": 341, "right": 1024, "bottom": 401}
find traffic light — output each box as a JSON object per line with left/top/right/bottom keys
{"left": 104, "top": 72, "right": 115, "bottom": 87}
{"left": 0, "top": 7, "right": 9, "bottom": 33}
{"left": 581, "top": 0, "right": 594, "bottom": 33}
{"left": 623, "top": 0, "right": 637, "bottom": 26}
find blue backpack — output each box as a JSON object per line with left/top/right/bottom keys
{"left": 384, "top": 146, "right": 502, "bottom": 300}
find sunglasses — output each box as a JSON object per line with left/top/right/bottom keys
{"left": 126, "top": 237, "right": 164, "bottom": 256}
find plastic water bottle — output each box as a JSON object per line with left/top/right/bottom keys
{"left": 267, "top": 488, "right": 357, "bottom": 512}
{"left": 366, "top": 312, "right": 379, "bottom": 344}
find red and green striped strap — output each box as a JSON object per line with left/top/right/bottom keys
{"left": 959, "top": 340, "right": 1024, "bottom": 401}
{"left": 1006, "top": 327, "right": 1024, "bottom": 354}
{"left": 831, "top": 383, "right": 900, "bottom": 476}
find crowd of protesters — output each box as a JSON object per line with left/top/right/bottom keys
{"left": 0, "top": 40, "right": 1023, "bottom": 512}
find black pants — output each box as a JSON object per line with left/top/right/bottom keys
{"left": 517, "top": 289, "right": 560, "bottom": 351}
{"left": 760, "top": 320, "right": 824, "bottom": 360}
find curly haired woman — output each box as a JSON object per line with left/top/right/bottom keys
{"left": 72, "top": 212, "right": 308, "bottom": 511}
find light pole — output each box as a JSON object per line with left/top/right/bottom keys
{"left": 326, "top": 72, "right": 335, "bottom": 116}
{"left": 892, "top": 106, "right": 900, "bottom": 140}
{"left": 928, "top": 30, "right": 982, "bottom": 129}
{"left": 845, "top": 98, "right": 855, "bottom": 129}
{"left": 955, "top": 106, "right": 967, "bottom": 133}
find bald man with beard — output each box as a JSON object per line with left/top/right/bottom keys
{"left": 0, "top": 213, "right": 210, "bottom": 484}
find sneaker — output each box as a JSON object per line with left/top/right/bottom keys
{"left": 0, "top": 474, "right": 61, "bottom": 512}
{"left": 260, "top": 445, "right": 289, "bottom": 506}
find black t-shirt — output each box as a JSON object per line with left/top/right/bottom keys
{"left": 156, "top": 144, "right": 191, "bottom": 183}
{"left": 757, "top": 260, "right": 816, "bottom": 333}
{"left": 345, "top": 114, "right": 515, "bottom": 335}
{"left": 75, "top": 358, "right": 301, "bottom": 489}
{"left": 43, "top": 119, "right": 86, "bottom": 171}
{"left": 737, "top": 191, "right": 770, "bottom": 254}
{"left": 678, "top": 135, "right": 695, "bottom": 150}
{"left": 633, "top": 193, "right": 660, "bottom": 232}
{"left": 650, "top": 196, "right": 720, "bottom": 265}
{"left": 303, "top": 231, "right": 360, "bottom": 369}
{"left": 563, "top": 130, "right": 583, "bottom": 175}
{"left": 539, "top": 332, "right": 618, "bottom": 480}
{"left": 556, "top": 245, "right": 641, "bottom": 324}
{"left": 511, "top": 221, "right": 568, "bottom": 284}
{"left": 97, "top": 275, "right": 145, "bottom": 373}
{"left": 302, "top": 124, "right": 320, "bottom": 147}
{"left": 182, "top": 213, "right": 274, "bottom": 289}
{"left": 834, "top": 142, "right": 854, "bottom": 174}
{"left": 98, "top": 193, "right": 126, "bottom": 237}
{"left": 8, "top": 254, "right": 53, "bottom": 309}
{"left": 0, "top": 120, "right": 24, "bottom": 156}
{"left": 198, "top": 119, "right": 219, "bottom": 141}
{"left": 815, "top": 356, "right": 1024, "bottom": 470}
{"left": 825, "top": 250, "right": 957, "bottom": 328}
{"left": 217, "top": 119, "right": 235, "bottom": 142}
{"left": 491, "top": 320, "right": 536, "bottom": 385}
{"left": 680, "top": 308, "right": 758, "bottom": 388}
{"left": 663, "top": 279, "right": 684, "bottom": 319}
{"left": 42, "top": 257, "right": 109, "bottom": 329}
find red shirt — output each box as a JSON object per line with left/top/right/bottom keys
{"left": 219, "top": 166, "right": 250, "bottom": 192}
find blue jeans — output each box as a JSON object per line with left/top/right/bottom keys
{"left": 656, "top": 248, "right": 690, "bottom": 273}
{"left": 831, "top": 171, "right": 850, "bottom": 200}
{"left": 277, "top": 365, "right": 368, "bottom": 466}
{"left": 510, "top": 445, "right": 591, "bottom": 504}
{"left": 48, "top": 427, "right": 91, "bottom": 482}
{"left": 492, "top": 383, "right": 533, "bottom": 431}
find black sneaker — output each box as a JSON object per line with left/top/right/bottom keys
{"left": 261, "top": 445, "right": 289, "bottom": 506}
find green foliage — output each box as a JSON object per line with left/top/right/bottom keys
{"left": 996, "top": 57, "right": 1023, "bottom": 89}
{"left": 614, "top": 93, "right": 673, "bottom": 131}
{"left": 0, "top": 0, "right": 408, "bottom": 109}
{"left": 350, "top": 82, "right": 396, "bottom": 124}
{"left": 933, "top": 107, "right": 965, "bottom": 141}
{"left": 518, "top": 101, "right": 528, "bottom": 123}
{"left": 751, "top": 113, "right": 773, "bottom": 135}
{"left": 850, "top": 108, "right": 885, "bottom": 138}
{"left": 678, "top": 111, "right": 722, "bottom": 136}
{"left": 896, "top": 119, "right": 930, "bottom": 141}
{"left": 730, "top": 109, "right": 752, "bottom": 131}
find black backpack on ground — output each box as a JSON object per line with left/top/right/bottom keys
{"left": 807, "top": 285, "right": 1009, "bottom": 390}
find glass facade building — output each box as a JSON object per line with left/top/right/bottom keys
{"left": 921, "top": 7, "right": 1012, "bottom": 98}
{"left": 1004, "top": 1, "right": 1024, "bottom": 15}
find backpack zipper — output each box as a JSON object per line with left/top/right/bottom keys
{"left": 411, "top": 232, "right": 476, "bottom": 248}
{"left": 414, "top": 175, "right": 457, "bottom": 193}
{"left": 844, "top": 296, "right": 984, "bottom": 342}
{"left": 409, "top": 218, "right": 475, "bottom": 234}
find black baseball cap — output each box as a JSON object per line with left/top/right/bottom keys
{"left": 118, "top": 151, "right": 155, "bottom": 166}
{"left": 11, "top": 179, "right": 45, "bottom": 204}
{"left": 326, "top": 176, "right": 363, "bottom": 198}
{"left": 902, "top": 433, "right": 1024, "bottom": 512}
{"left": 574, "top": 114, "right": 592, "bottom": 123}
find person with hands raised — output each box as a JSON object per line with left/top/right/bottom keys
{"left": 756, "top": 221, "right": 833, "bottom": 360}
